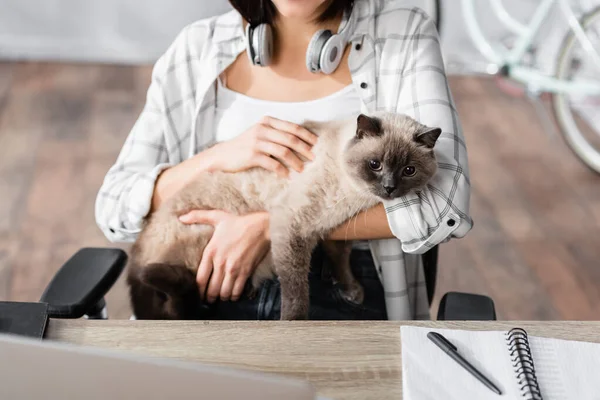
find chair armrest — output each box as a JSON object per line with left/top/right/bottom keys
{"left": 436, "top": 291, "right": 497, "bottom": 321}
{"left": 40, "top": 248, "right": 127, "bottom": 318}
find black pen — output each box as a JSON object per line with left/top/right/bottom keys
{"left": 427, "top": 331, "right": 502, "bottom": 395}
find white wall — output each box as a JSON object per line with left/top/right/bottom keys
{"left": 0, "top": 0, "right": 231, "bottom": 64}
{"left": 0, "top": 0, "right": 597, "bottom": 69}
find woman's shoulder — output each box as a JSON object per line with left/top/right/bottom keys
{"left": 153, "top": 9, "right": 242, "bottom": 74}
{"left": 183, "top": 8, "right": 243, "bottom": 47}
{"left": 358, "top": 0, "right": 436, "bottom": 38}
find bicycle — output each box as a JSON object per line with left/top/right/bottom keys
{"left": 442, "top": 0, "right": 600, "bottom": 173}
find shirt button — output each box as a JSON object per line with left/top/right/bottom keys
{"left": 360, "top": 82, "right": 368, "bottom": 89}
{"left": 447, "top": 219, "right": 456, "bottom": 227}
{"left": 355, "top": 43, "right": 362, "bottom": 50}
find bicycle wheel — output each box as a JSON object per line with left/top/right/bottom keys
{"left": 552, "top": 6, "right": 600, "bottom": 173}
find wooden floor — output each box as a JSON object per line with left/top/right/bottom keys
{"left": 1, "top": 61, "right": 599, "bottom": 320}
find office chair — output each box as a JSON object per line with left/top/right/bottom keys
{"left": 39, "top": 246, "right": 495, "bottom": 321}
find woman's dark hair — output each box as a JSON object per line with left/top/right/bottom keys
{"left": 229, "top": 0, "right": 354, "bottom": 26}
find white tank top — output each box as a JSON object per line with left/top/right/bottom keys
{"left": 214, "top": 77, "right": 369, "bottom": 250}
{"left": 214, "top": 77, "right": 362, "bottom": 142}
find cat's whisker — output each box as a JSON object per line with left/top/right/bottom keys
{"left": 344, "top": 195, "right": 365, "bottom": 242}
{"left": 356, "top": 193, "right": 373, "bottom": 235}
{"left": 344, "top": 190, "right": 371, "bottom": 242}
{"left": 353, "top": 197, "right": 369, "bottom": 237}
{"left": 327, "top": 194, "right": 349, "bottom": 210}
{"left": 327, "top": 187, "right": 371, "bottom": 211}
{"left": 343, "top": 202, "right": 360, "bottom": 241}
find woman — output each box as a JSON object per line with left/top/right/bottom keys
{"left": 95, "top": 0, "right": 472, "bottom": 320}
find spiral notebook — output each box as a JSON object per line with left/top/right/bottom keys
{"left": 401, "top": 326, "right": 600, "bottom": 399}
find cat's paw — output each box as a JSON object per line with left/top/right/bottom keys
{"left": 280, "top": 302, "right": 309, "bottom": 320}
{"left": 280, "top": 310, "right": 308, "bottom": 320}
{"left": 340, "top": 282, "right": 364, "bottom": 305}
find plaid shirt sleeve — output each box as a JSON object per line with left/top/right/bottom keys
{"left": 94, "top": 27, "right": 193, "bottom": 242}
{"left": 381, "top": 10, "right": 472, "bottom": 254}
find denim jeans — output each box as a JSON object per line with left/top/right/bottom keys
{"left": 203, "top": 245, "right": 388, "bottom": 320}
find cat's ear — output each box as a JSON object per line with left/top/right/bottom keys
{"left": 356, "top": 114, "right": 383, "bottom": 139}
{"left": 414, "top": 127, "right": 442, "bottom": 149}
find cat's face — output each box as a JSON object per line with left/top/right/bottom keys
{"left": 344, "top": 113, "right": 441, "bottom": 200}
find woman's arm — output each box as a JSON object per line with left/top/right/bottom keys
{"left": 96, "top": 26, "right": 317, "bottom": 240}
{"left": 96, "top": 24, "right": 232, "bottom": 240}
{"left": 328, "top": 11, "right": 473, "bottom": 247}
{"left": 376, "top": 10, "right": 472, "bottom": 253}
{"left": 327, "top": 204, "right": 394, "bottom": 240}
{"left": 95, "top": 52, "right": 174, "bottom": 242}
{"left": 150, "top": 146, "right": 221, "bottom": 212}
{"left": 151, "top": 116, "right": 317, "bottom": 212}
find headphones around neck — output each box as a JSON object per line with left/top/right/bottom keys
{"left": 245, "top": 6, "right": 356, "bottom": 75}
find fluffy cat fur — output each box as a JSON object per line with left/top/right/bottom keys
{"left": 127, "top": 112, "right": 442, "bottom": 320}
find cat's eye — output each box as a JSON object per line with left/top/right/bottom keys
{"left": 403, "top": 166, "right": 416, "bottom": 176}
{"left": 368, "top": 160, "right": 382, "bottom": 171}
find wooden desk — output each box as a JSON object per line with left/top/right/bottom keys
{"left": 46, "top": 320, "right": 600, "bottom": 400}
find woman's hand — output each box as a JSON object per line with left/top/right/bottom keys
{"left": 152, "top": 116, "right": 316, "bottom": 212}
{"left": 179, "top": 210, "right": 270, "bottom": 303}
{"left": 210, "top": 116, "right": 317, "bottom": 177}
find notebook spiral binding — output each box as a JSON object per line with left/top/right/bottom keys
{"left": 505, "top": 328, "right": 543, "bottom": 400}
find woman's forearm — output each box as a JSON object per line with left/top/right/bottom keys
{"left": 327, "top": 203, "right": 394, "bottom": 241}
{"left": 151, "top": 146, "right": 222, "bottom": 212}
{"left": 151, "top": 147, "right": 395, "bottom": 242}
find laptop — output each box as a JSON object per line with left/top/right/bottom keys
{"left": 0, "top": 333, "right": 323, "bottom": 400}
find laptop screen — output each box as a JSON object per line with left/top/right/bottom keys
{"left": 0, "top": 333, "right": 316, "bottom": 400}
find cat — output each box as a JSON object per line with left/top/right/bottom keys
{"left": 126, "top": 112, "right": 442, "bottom": 320}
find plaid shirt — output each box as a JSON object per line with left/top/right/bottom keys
{"left": 95, "top": 0, "right": 472, "bottom": 320}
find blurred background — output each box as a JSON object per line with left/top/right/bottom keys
{"left": 0, "top": 0, "right": 599, "bottom": 319}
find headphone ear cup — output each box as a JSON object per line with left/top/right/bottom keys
{"left": 253, "top": 23, "right": 273, "bottom": 66}
{"left": 246, "top": 23, "right": 273, "bottom": 66}
{"left": 319, "top": 34, "right": 345, "bottom": 75}
{"left": 306, "top": 29, "right": 333, "bottom": 73}
{"left": 245, "top": 24, "right": 257, "bottom": 65}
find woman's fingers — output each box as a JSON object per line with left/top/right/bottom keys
{"left": 256, "top": 140, "right": 304, "bottom": 172}
{"left": 205, "top": 259, "right": 225, "bottom": 303}
{"left": 260, "top": 126, "right": 315, "bottom": 162}
{"left": 249, "top": 116, "right": 319, "bottom": 176}
{"left": 261, "top": 116, "right": 318, "bottom": 146}
{"left": 179, "top": 209, "right": 227, "bottom": 225}
{"left": 219, "top": 274, "right": 235, "bottom": 301}
{"left": 196, "top": 247, "right": 214, "bottom": 300}
{"left": 254, "top": 154, "right": 289, "bottom": 177}
{"left": 231, "top": 275, "right": 249, "bottom": 302}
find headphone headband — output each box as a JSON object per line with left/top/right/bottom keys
{"left": 334, "top": 6, "right": 358, "bottom": 48}
{"left": 246, "top": 4, "right": 357, "bottom": 74}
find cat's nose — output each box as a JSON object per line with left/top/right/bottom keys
{"left": 383, "top": 185, "right": 395, "bottom": 195}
